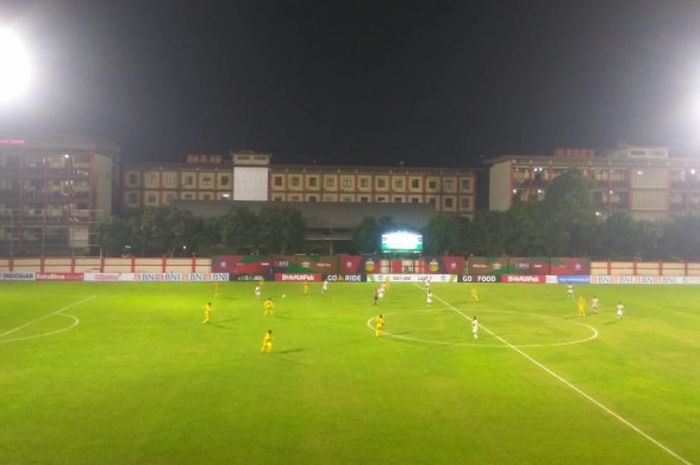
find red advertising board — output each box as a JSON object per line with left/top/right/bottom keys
{"left": 274, "top": 273, "right": 322, "bottom": 282}
{"left": 338, "top": 255, "right": 381, "bottom": 274}
{"left": 500, "top": 274, "right": 547, "bottom": 284}
{"left": 36, "top": 272, "right": 84, "bottom": 281}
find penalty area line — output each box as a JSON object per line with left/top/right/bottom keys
{"left": 423, "top": 285, "right": 695, "bottom": 465}
{"left": 0, "top": 295, "right": 95, "bottom": 340}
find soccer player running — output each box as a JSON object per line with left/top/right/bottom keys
{"left": 591, "top": 296, "right": 600, "bottom": 314}
{"left": 472, "top": 316, "right": 479, "bottom": 339}
{"left": 322, "top": 278, "right": 329, "bottom": 293}
{"left": 375, "top": 314, "right": 384, "bottom": 337}
{"left": 470, "top": 288, "right": 479, "bottom": 302}
{"left": 566, "top": 284, "right": 574, "bottom": 298}
{"left": 373, "top": 288, "right": 379, "bottom": 305}
{"left": 202, "top": 302, "right": 213, "bottom": 324}
{"left": 254, "top": 284, "right": 261, "bottom": 300}
{"left": 426, "top": 289, "right": 433, "bottom": 306}
{"left": 263, "top": 298, "right": 274, "bottom": 315}
{"left": 214, "top": 282, "right": 221, "bottom": 299}
{"left": 303, "top": 282, "right": 309, "bottom": 296}
{"left": 260, "top": 330, "right": 273, "bottom": 353}
{"left": 616, "top": 301, "right": 625, "bottom": 320}
{"left": 577, "top": 295, "right": 586, "bottom": 317}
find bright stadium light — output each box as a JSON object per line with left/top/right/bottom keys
{"left": 0, "top": 27, "right": 31, "bottom": 103}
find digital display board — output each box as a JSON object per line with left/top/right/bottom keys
{"left": 381, "top": 231, "right": 423, "bottom": 253}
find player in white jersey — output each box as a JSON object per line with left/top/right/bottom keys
{"left": 426, "top": 289, "right": 433, "bottom": 306}
{"left": 472, "top": 317, "right": 479, "bottom": 339}
{"left": 566, "top": 284, "right": 574, "bottom": 298}
{"left": 378, "top": 286, "right": 385, "bottom": 300}
{"left": 424, "top": 276, "right": 431, "bottom": 290}
{"left": 254, "top": 284, "right": 261, "bottom": 299}
{"left": 591, "top": 296, "right": 599, "bottom": 313}
{"left": 616, "top": 301, "right": 624, "bottom": 319}
{"left": 322, "top": 278, "right": 328, "bottom": 293}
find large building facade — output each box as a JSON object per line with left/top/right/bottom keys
{"left": 122, "top": 151, "right": 477, "bottom": 217}
{"left": 0, "top": 137, "right": 120, "bottom": 255}
{"left": 488, "top": 145, "right": 700, "bottom": 221}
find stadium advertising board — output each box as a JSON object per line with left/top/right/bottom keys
{"left": 84, "top": 273, "right": 135, "bottom": 282}
{"left": 589, "top": 275, "right": 691, "bottom": 285}
{"left": 550, "top": 257, "right": 590, "bottom": 275}
{"left": 0, "top": 271, "right": 35, "bottom": 281}
{"left": 228, "top": 274, "right": 269, "bottom": 282}
{"left": 213, "top": 255, "right": 337, "bottom": 274}
{"left": 500, "top": 274, "right": 547, "bottom": 284}
{"left": 324, "top": 274, "right": 365, "bottom": 282}
{"left": 460, "top": 274, "right": 498, "bottom": 283}
{"left": 380, "top": 231, "right": 423, "bottom": 253}
{"left": 367, "top": 274, "right": 457, "bottom": 283}
{"left": 467, "top": 257, "right": 509, "bottom": 275}
{"left": 36, "top": 272, "right": 84, "bottom": 281}
{"left": 557, "top": 275, "right": 591, "bottom": 284}
{"left": 275, "top": 273, "right": 322, "bottom": 282}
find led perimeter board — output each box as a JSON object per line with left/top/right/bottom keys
{"left": 381, "top": 231, "right": 423, "bottom": 253}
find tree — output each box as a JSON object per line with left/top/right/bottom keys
{"left": 659, "top": 215, "right": 700, "bottom": 260}
{"left": 220, "top": 206, "right": 259, "bottom": 253}
{"left": 94, "top": 216, "right": 132, "bottom": 256}
{"left": 131, "top": 206, "right": 200, "bottom": 256}
{"left": 423, "top": 213, "right": 470, "bottom": 255}
{"left": 257, "top": 205, "right": 305, "bottom": 254}
{"left": 591, "top": 212, "right": 662, "bottom": 259}
{"left": 351, "top": 216, "right": 378, "bottom": 253}
{"left": 471, "top": 210, "right": 510, "bottom": 256}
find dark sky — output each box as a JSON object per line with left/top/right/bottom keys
{"left": 2, "top": 0, "right": 700, "bottom": 165}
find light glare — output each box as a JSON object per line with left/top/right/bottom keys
{"left": 0, "top": 27, "right": 31, "bottom": 103}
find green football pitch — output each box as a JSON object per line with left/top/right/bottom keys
{"left": 1, "top": 281, "right": 698, "bottom": 465}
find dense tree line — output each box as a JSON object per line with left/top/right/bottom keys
{"left": 95, "top": 170, "right": 700, "bottom": 259}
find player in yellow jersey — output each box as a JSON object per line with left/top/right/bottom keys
{"left": 259, "top": 277, "right": 265, "bottom": 289}
{"left": 577, "top": 295, "right": 586, "bottom": 317}
{"left": 384, "top": 276, "right": 391, "bottom": 289}
{"left": 263, "top": 298, "right": 274, "bottom": 315}
{"left": 214, "top": 282, "right": 221, "bottom": 299}
{"left": 202, "top": 302, "right": 212, "bottom": 323}
{"left": 375, "top": 314, "right": 384, "bottom": 337}
{"left": 261, "top": 330, "right": 273, "bottom": 353}
{"left": 470, "top": 288, "right": 479, "bottom": 301}
{"left": 303, "top": 282, "right": 309, "bottom": 295}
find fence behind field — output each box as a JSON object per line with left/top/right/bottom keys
{"left": 0, "top": 256, "right": 211, "bottom": 273}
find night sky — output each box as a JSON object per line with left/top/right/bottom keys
{"left": 1, "top": 0, "right": 700, "bottom": 166}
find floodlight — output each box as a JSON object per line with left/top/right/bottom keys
{"left": 0, "top": 27, "right": 31, "bottom": 103}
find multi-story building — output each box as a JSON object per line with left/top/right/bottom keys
{"left": 122, "top": 151, "right": 478, "bottom": 217}
{"left": 0, "top": 137, "right": 120, "bottom": 255}
{"left": 487, "top": 145, "right": 700, "bottom": 221}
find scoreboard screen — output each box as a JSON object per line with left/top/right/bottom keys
{"left": 381, "top": 231, "right": 423, "bottom": 253}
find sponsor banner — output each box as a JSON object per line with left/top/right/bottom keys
{"left": 460, "top": 274, "right": 498, "bottom": 283}
{"left": 367, "top": 274, "right": 458, "bottom": 283}
{"left": 36, "top": 272, "right": 84, "bottom": 281}
{"left": 0, "top": 271, "right": 36, "bottom": 281}
{"left": 84, "top": 273, "right": 136, "bottom": 282}
{"left": 551, "top": 257, "right": 590, "bottom": 275}
{"left": 508, "top": 257, "right": 550, "bottom": 275}
{"left": 275, "top": 273, "right": 322, "bottom": 282}
{"left": 338, "top": 255, "right": 381, "bottom": 274}
{"left": 589, "top": 275, "right": 690, "bottom": 285}
{"left": 324, "top": 274, "right": 365, "bottom": 283}
{"left": 228, "top": 274, "right": 269, "bottom": 282}
{"left": 131, "top": 273, "right": 229, "bottom": 282}
{"left": 546, "top": 275, "right": 559, "bottom": 284}
{"left": 557, "top": 275, "right": 591, "bottom": 284}
{"left": 500, "top": 274, "right": 547, "bottom": 284}
{"left": 420, "top": 256, "right": 466, "bottom": 274}
{"left": 468, "top": 257, "right": 509, "bottom": 275}
{"left": 213, "top": 255, "right": 337, "bottom": 274}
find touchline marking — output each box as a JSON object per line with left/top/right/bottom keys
{"left": 0, "top": 313, "right": 79, "bottom": 344}
{"left": 422, "top": 285, "right": 694, "bottom": 465}
{"left": 0, "top": 295, "right": 95, "bottom": 340}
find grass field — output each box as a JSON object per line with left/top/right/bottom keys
{"left": 1, "top": 281, "right": 699, "bottom": 465}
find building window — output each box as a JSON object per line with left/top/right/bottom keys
{"left": 460, "top": 179, "right": 471, "bottom": 191}
{"left": 274, "top": 176, "right": 283, "bottom": 187}
{"left": 411, "top": 197, "right": 420, "bottom": 204}
{"left": 341, "top": 195, "right": 353, "bottom": 202}
{"left": 183, "top": 175, "right": 194, "bottom": 186}
{"left": 444, "top": 198, "right": 454, "bottom": 208}
{"left": 272, "top": 194, "right": 284, "bottom": 201}
{"left": 394, "top": 197, "right": 403, "bottom": 203}
{"left": 164, "top": 193, "right": 176, "bottom": 204}
{"left": 127, "top": 192, "right": 138, "bottom": 205}
{"left": 202, "top": 176, "right": 213, "bottom": 187}
{"left": 289, "top": 194, "right": 301, "bottom": 201}
{"left": 325, "top": 177, "right": 335, "bottom": 188}
{"left": 128, "top": 173, "right": 139, "bottom": 186}
{"left": 377, "top": 179, "right": 386, "bottom": 188}
{"left": 181, "top": 192, "right": 195, "bottom": 199}
{"left": 202, "top": 194, "right": 212, "bottom": 200}
{"left": 376, "top": 196, "right": 386, "bottom": 203}
{"left": 461, "top": 197, "right": 470, "bottom": 208}
{"left": 323, "top": 194, "right": 335, "bottom": 202}
{"left": 147, "top": 173, "right": 158, "bottom": 187}
{"left": 360, "top": 178, "right": 369, "bottom": 188}
{"left": 290, "top": 176, "right": 301, "bottom": 187}
{"left": 360, "top": 196, "right": 369, "bottom": 202}
{"left": 411, "top": 179, "right": 420, "bottom": 189}
{"left": 146, "top": 193, "right": 158, "bottom": 205}
{"left": 444, "top": 179, "right": 454, "bottom": 190}
{"left": 219, "top": 175, "right": 230, "bottom": 186}
{"left": 308, "top": 195, "right": 317, "bottom": 202}
{"left": 394, "top": 179, "right": 403, "bottom": 189}
{"left": 428, "top": 197, "right": 437, "bottom": 206}
{"left": 164, "top": 174, "right": 177, "bottom": 188}
{"left": 342, "top": 178, "right": 352, "bottom": 188}
{"left": 428, "top": 181, "right": 437, "bottom": 189}
{"left": 308, "top": 177, "right": 318, "bottom": 187}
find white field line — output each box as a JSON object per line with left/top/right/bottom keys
{"left": 421, "top": 285, "right": 694, "bottom": 465}
{"left": 0, "top": 313, "right": 80, "bottom": 344}
{"left": 0, "top": 295, "right": 95, "bottom": 340}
